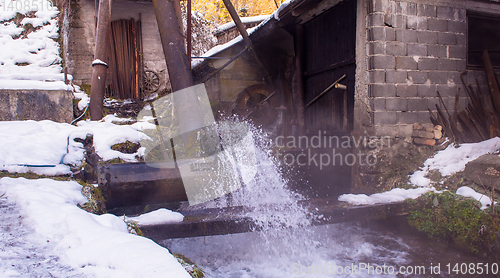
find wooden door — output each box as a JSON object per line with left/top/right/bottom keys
{"left": 108, "top": 18, "right": 143, "bottom": 100}
{"left": 303, "top": 0, "right": 356, "bottom": 133}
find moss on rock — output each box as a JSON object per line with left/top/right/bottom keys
{"left": 408, "top": 191, "right": 500, "bottom": 260}
{"left": 78, "top": 182, "right": 106, "bottom": 214}
{"left": 111, "top": 141, "right": 140, "bottom": 154}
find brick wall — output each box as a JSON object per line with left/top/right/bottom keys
{"left": 367, "top": 0, "right": 470, "bottom": 136}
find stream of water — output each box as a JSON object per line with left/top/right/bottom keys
{"left": 164, "top": 221, "right": 497, "bottom": 277}
{"left": 162, "top": 123, "right": 497, "bottom": 278}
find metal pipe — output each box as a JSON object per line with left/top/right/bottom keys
{"left": 153, "top": 0, "right": 193, "bottom": 92}
{"left": 187, "top": 0, "right": 192, "bottom": 68}
{"left": 89, "top": 0, "right": 112, "bottom": 120}
{"left": 305, "top": 74, "right": 347, "bottom": 108}
{"left": 221, "top": 0, "right": 253, "bottom": 49}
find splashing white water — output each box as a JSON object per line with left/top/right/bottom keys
{"left": 163, "top": 120, "right": 489, "bottom": 278}
{"left": 186, "top": 120, "right": 314, "bottom": 231}
{"left": 164, "top": 223, "right": 418, "bottom": 278}
{"left": 164, "top": 121, "right": 342, "bottom": 276}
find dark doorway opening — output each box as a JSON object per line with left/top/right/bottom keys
{"left": 291, "top": 0, "right": 357, "bottom": 200}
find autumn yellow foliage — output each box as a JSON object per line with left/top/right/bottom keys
{"left": 187, "top": 0, "right": 287, "bottom": 26}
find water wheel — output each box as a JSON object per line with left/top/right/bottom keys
{"left": 233, "top": 84, "right": 280, "bottom": 128}
{"left": 142, "top": 69, "right": 160, "bottom": 94}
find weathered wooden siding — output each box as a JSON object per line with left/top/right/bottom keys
{"left": 303, "top": 0, "right": 356, "bottom": 133}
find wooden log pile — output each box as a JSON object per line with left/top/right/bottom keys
{"left": 412, "top": 123, "right": 444, "bottom": 146}
{"left": 429, "top": 50, "right": 500, "bottom": 143}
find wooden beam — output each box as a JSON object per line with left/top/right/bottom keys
{"left": 97, "top": 162, "right": 187, "bottom": 211}
{"left": 140, "top": 200, "right": 412, "bottom": 240}
{"left": 221, "top": 0, "right": 273, "bottom": 85}
{"left": 294, "top": 24, "right": 306, "bottom": 131}
{"left": 483, "top": 50, "right": 500, "bottom": 114}
{"left": 152, "top": 0, "right": 205, "bottom": 136}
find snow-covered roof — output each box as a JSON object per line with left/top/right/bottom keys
{"left": 192, "top": 0, "right": 297, "bottom": 69}
{"left": 213, "top": 14, "right": 270, "bottom": 34}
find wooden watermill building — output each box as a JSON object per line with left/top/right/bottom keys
{"left": 59, "top": 0, "right": 500, "bottom": 198}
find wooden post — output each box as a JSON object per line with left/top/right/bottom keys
{"left": 152, "top": 0, "right": 204, "bottom": 134}
{"left": 221, "top": 0, "right": 252, "bottom": 50}
{"left": 153, "top": 0, "right": 192, "bottom": 92}
{"left": 89, "top": 0, "right": 112, "bottom": 120}
{"left": 173, "top": 0, "right": 184, "bottom": 40}
{"left": 483, "top": 50, "right": 500, "bottom": 114}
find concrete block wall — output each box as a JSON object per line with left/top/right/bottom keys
{"left": 64, "top": 0, "right": 95, "bottom": 86}
{"left": 366, "top": 0, "right": 473, "bottom": 137}
{"left": 0, "top": 90, "right": 74, "bottom": 123}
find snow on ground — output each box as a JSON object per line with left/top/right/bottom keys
{"left": 127, "top": 208, "right": 184, "bottom": 226}
{"left": 0, "top": 177, "right": 189, "bottom": 278}
{"left": 0, "top": 117, "right": 189, "bottom": 277}
{"left": 0, "top": 193, "right": 84, "bottom": 278}
{"left": 73, "top": 88, "right": 90, "bottom": 111}
{"left": 0, "top": 118, "right": 152, "bottom": 175}
{"left": 0, "top": 120, "right": 83, "bottom": 175}
{"left": 75, "top": 119, "right": 149, "bottom": 162}
{"left": 340, "top": 138, "right": 500, "bottom": 207}
{"left": 410, "top": 137, "right": 500, "bottom": 187}
{"left": 456, "top": 186, "right": 495, "bottom": 210}
{"left": 0, "top": 0, "right": 73, "bottom": 91}
{"left": 338, "top": 187, "right": 433, "bottom": 206}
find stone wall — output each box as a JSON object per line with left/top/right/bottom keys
{"left": 0, "top": 90, "right": 74, "bottom": 123}
{"left": 364, "top": 0, "right": 500, "bottom": 137}
{"left": 63, "top": 0, "right": 95, "bottom": 86}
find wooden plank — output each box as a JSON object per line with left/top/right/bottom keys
{"left": 140, "top": 200, "right": 412, "bottom": 241}
{"left": 293, "top": 24, "right": 305, "bottom": 131}
{"left": 483, "top": 50, "right": 500, "bottom": 114}
{"left": 97, "top": 162, "right": 187, "bottom": 211}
